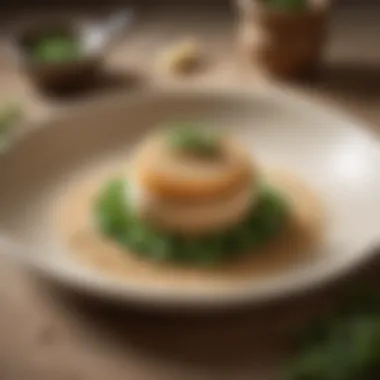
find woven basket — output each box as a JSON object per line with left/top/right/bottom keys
{"left": 237, "top": 0, "right": 331, "bottom": 78}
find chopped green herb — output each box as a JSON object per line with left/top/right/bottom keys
{"left": 94, "top": 179, "right": 129, "bottom": 236}
{"left": 32, "top": 34, "right": 81, "bottom": 63}
{"left": 93, "top": 179, "right": 289, "bottom": 265}
{"left": 168, "top": 125, "right": 221, "bottom": 157}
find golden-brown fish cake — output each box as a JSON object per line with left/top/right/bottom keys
{"left": 129, "top": 179, "right": 256, "bottom": 235}
{"left": 132, "top": 135, "right": 256, "bottom": 201}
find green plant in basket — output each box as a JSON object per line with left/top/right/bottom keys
{"left": 266, "top": 0, "right": 308, "bottom": 11}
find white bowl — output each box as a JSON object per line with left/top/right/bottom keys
{"left": 1, "top": 86, "right": 380, "bottom": 310}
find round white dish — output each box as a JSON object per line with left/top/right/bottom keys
{"left": 1, "top": 86, "right": 380, "bottom": 309}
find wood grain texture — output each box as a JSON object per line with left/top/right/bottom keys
{"left": 0, "top": 0, "right": 378, "bottom": 8}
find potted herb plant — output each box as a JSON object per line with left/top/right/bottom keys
{"left": 237, "top": 0, "right": 331, "bottom": 78}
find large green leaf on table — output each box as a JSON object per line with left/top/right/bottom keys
{"left": 286, "top": 288, "right": 380, "bottom": 380}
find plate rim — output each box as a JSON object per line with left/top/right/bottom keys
{"left": 2, "top": 83, "right": 380, "bottom": 310}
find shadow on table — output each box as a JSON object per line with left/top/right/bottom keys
{"left": 308, "top": 61, "right": 380, "bottom": 99}
{"left": 298, "top": 62, "right": 380, "bottom": 101}
{"left": 40, "top": 248, "right": 380, "bottom": 376}
{"left": 38, "top": 69, "right": 144, "bottom": 102}
{"left": 50, "top": 291, "right": 294, "bottom": 374}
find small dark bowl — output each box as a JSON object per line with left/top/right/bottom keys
{"left": 10, "top": 19, "right": 104, "bottom": 94}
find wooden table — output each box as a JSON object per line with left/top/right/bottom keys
{"left": 0, "top": 7, "right": 379, "bottom": 380}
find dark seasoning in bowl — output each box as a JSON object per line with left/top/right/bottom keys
{"left": 14, "top": 22, "right": 103, "bottom": 94}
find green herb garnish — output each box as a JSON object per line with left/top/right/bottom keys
{"left": 266, "top": 0, "right": 308, "bottom": 11}
{"left": 286, "top": 288, "right": 380, "bottom": 380}
{"left": 0, "top": 104, "right": 23, "bottom": 151}
{"left": 94, "top": 179, "right": 289, "bottom": 264}
{"left": 94, "top": 179, "right": 130, "bottom": 236}
{"left": 168, "top": 125, "right": 221, "bottom": 157}
{"left": 0, "top": 104, "right": 22, "bottom": 133}
{"left": 32, "top": 34, "right": 81, "bottom": 63}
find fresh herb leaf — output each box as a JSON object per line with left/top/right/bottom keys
{"left": 286, "top": 290, "right": 380, "bottom": 380}
{"left": 93, "top": 179, "right": 289, "bottom": 265}
{"left": 0, "top": 104, "right": 22, "bottom": 134}
{"left": 0, "top": 104, "right": 23, "bottom": 151}
{"left": 93, "top": 179, "right": 129, "bottom": 236}
{"left": 168, "top": 125, "right": 221, "bottom": 157}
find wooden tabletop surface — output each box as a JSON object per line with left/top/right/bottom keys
{"left": 0, "top": 7, "right": 379, "bottom": 380}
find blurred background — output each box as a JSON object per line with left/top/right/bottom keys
{"left": 0, "top": 0, "right": 379, "bottom": 121}
{"left": 0, "top": 1, "right": 379, "bottom": 380}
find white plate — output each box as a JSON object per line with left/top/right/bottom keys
{"left": 1, "top": 86, "right": 380, "bottom": 310}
